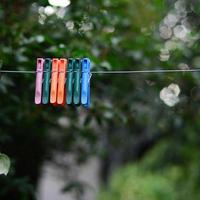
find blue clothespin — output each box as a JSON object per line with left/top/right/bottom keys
{"left": 81, "top": 58, "right": 91, "bottom": 108}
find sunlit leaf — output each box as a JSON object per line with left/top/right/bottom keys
{"left": 160, "top": 83, "right": 181, "bottom": 107}
{"left": 0, "top": 153, "right": 10, "bottom": 176}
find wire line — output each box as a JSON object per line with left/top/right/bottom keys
{"left": 0, "top": 68, "right": 200, "bottom": 75}
{"left": 91, "top": 69, "right": 200, "bottom": 74}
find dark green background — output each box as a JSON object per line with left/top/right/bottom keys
{"left": 1, "top": 0, "right": 200, "bottom": 199}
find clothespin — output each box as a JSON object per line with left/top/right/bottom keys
{"left": 66, "top": 58, "right": 75, "bottom": 105}
{"left": 57, "top": 58, "right": 67, "bottom": 105}
{"left": 50, "top": 58, "right": 59, "bottom": 104}
{"left": 42, "top": 58, "right": 52, "bottom": 104}
{"left": 73, "top": 59, "right": 82, "bottom": 105}
{"left": 35, "top": 58, "right": 44, "bottom": 104}
{"left": 81, "top": 58, "right": 91, "bottom": 108}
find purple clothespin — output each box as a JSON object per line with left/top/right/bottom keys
{"left": 35, "top": 58, "right": 44, "bottom": 104}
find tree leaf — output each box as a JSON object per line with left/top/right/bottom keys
{"left": 0, "top": 153, "right": 10, "bottom": 175}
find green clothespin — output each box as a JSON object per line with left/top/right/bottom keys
{"left": 42, "top": 58, "right": 52, "bottom": 104}
{"left": 66, "top": 58, "right": 75, "bottom": 105}
{"left": 73, "top": 58, "right": 81, "bottom": 105}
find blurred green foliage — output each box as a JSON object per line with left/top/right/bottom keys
{"left": 99, "top": 139, "right": 200, "bottom": 200}
{"left": 98, "top": 164, "right": 175, "bottom": 200}
{"left": 0, "top": 0, "right": 200, "bottom": 199}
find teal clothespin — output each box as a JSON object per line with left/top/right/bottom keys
{"left": 66, "top": 58, "right": 75, "bottom": 105}
{"left": 73, "top": 59, "right": 81, "bottom": 105}
{"left": 42, "top": 58, "right": 52, "bottom": 104}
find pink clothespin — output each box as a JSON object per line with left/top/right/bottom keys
{"left": 35, "top": 58, "right": 44, "bottom": 104}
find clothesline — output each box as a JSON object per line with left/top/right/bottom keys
{"left": 0, "top": 68, "right": 200, "bottom": 75}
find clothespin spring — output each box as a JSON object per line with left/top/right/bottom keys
{"left": 89, "top": 73, "right": 92, "bottom": 82}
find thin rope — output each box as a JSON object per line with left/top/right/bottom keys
{"left": 0, "top": 68, "right": 200, "bottom": 75}
{"left": 91, "top": 69, "right": 200, "bottom": 74}
{"left": 0, "top": 70, "right": 36, "bottom": 74}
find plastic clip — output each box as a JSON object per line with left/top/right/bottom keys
{"left": 42, "top": 58, "right": 52, "bottom": 104}
{"left": 35, "top": 58, "right": 44, "bottom": 104}
{"left": 73, "top": 59, "right": 82, "bottom": 105}
{"left": 81, "top": 58, "right": 91, "bottom": 108}
{"left": 50, "top": 58, "right": 59, "bottom": 104}
{"left": 57, "top": 58, "right": 67, "bottom": 105}
{"left": 66, "top": 58, "right": 75, "bottom": 105}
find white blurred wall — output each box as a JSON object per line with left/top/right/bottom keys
{"left": 37, "top": 156, "right": 100, "bottom": 200}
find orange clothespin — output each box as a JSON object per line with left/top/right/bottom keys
{"left": 50, "top": 58, "right": 59, "bottom": 104}
{"left": 57, "top": 58, "right": 67, "bottom": 105}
